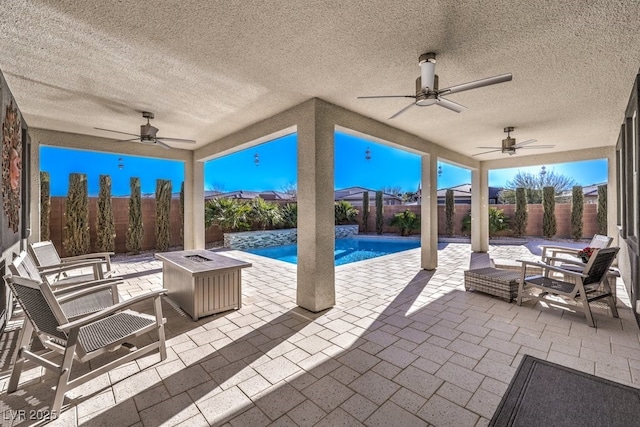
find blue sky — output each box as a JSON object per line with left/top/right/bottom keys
{"left": 41, "top": 132, "right": 608, "bottom": 196}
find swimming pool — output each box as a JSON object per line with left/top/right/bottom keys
{"left": 244, "top": 237, "right": 420, "bottom": 266}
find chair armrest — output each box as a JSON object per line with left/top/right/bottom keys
{"left": 55, "top": 281, "right": 121, "bottom": 304}
{"left": 51, "top": 277, "right": 123, "bottom": 295}
{"left": 37, "top": 259, "right": 106, "bottom": 275}
{"left": 58, "top": 289, "right": 168, "bottom": 333}
{"left": 519, "top": 259, "right": 588, "bottom": 278}
{"left": 62, "top": 252, "right": 114, "bottom": 262}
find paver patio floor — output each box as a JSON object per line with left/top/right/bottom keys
{"left": 1, "top": 241, "right": 639, "bottom": 426}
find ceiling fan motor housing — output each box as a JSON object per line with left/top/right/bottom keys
{"left": 140, "top": 123, "right": 159, "bottom": 140}
{"left": 502, "top": 136, "right": 517, "bottom": 154}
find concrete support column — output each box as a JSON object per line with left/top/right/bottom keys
{"left": 28, "top": 134, "right": 40, "bottom": 244}
{"left": 296, "top": 101, "right": 335, "bottom": 312}
{"left": 184, "top": 154, "right": 205, "bottom": 250}
{"left": 606, "top": 147, "right": 618, "bottom": 246}
{"left": 421, "top": 154, "right": 438, "bottom": 270}
{"left": 471, "top": 165, "right": 489, "bottom": 252}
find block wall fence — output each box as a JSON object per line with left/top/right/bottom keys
{"left": 47, "top": 197, "right": 600, "bottom": 255}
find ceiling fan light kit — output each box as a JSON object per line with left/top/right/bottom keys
{"left": 358, "top": 52, "right": 512, "bottom": 118}
{"left": 473, "top": 127, "right": 554, "bottom": 157}
{"left": 94, "top": 111, "right": 196, "bottom": 150}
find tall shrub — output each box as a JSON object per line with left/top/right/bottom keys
{"left": 445, "top": 189, "right": 454, "bottom": 237}
{"left": 570, "top": 185, "right": 584, "bottom": 240}
{"left": 250, "top": 197, "right": 283, "bottom": 229}
{"left": 126, "top": 177, "right": 143, "bottom": 254}
{"left": 513, "top": 187, "right": 528, "bottom": 237}
{"left": 155, "top": 179, "right": 172, "bottom": 251}
{"left": 596, "top": 184, "right": 607, "bottom": 235}
{"left": 179, "top": 181, "right": 185, "bottom": 241}
{"left": 40, "top": 171, "right": 51, "bottom": 241}
{"left": 375, "top": 190, "right": 384, "bottom": 235}
{"left": 542, "top": 186, "right": 556, "bottom": 239}
{"left": 96, "top": 174, "right": 115, "bottom": 252}
{"left": 63, "top": 173, "right": 90, "bottom": 256}
{"left": 362, "top": 191, "right": 370, "bottom": 233}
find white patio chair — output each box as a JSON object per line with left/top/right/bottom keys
{"left": 539, "top": 234, "right": 613, "bottom": 265}
{"left": 28, "top": 241, "right": 116, "bottom": 289}
{"left": 517, "top": 247, "right": 619, "bottom": 327}
{"left": 3, "top": 273, "right": 167, "bottom": 415}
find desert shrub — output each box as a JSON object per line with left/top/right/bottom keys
{"left": 63, "top": 173, "right": 90, "bottom": 256}
{"left": 205, "top": 198, "right": 252, "bottom": 232}
{"left": 335, "top": 200, "right": 358, "bottom": 225}
{"left": 155, "top": 179, "right": 172, "bottom": 251}
{"left": 126, "top": 177, "right": 143, "bottom": 254}
{"left": 542, "top": 186, "right": 557, "bottom": 238}
{"left": 96, "top": 174, "right": 115, "bottom": 252}
{"left": 280, "top": 203, "right": 298, "bottom": 228}
{"left": 40, "top": 171, "right": 50, "bottom": 241}
{"left": 513, "top": 187, "right": 528, "bottom": 237}
{"left": 445, "top": 189, "right": 454, "bottom": 237}
{"left": 362, "top": 191, "right": 370, "bottom": 233}
{"left": 596, "top": 184, "right": 607, "bottom": 235}
{"left": 250, "top": 197, "right": 283, "bottom": 230}
{"left": 375, "top": 191, "right": 384, "bottom": 234}
{"left": 389, "top": 210, "right": 420, "bottom": 236}
{"left": 461, "top": 207, "right": 509, "bottom": 236}
{"left": 570, "top": 186, "right": 584, "bottom": 240}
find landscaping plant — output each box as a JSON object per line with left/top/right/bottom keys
{"left": 280, "top": 203, "right": 298, "bottom": 228}
{"left": 596, "top": 184, "right": 607, "bottom": 235}
{"left": 542, "top": 186, "right": 557, "bottom": 238}
{"left": 513, "top": 187, "right": 527, "bottom": 237}
{"left": 205, "top": 198, "right": 252, "bottom": 232}
{"left": 96, "top": 174, "right": 115, "bottom": 252}
{"left": 126, "top": 177, "right": 144, "bottom": 254}
{"left": 179, "top": 181, "right": 184, "bottom": 241}
{"left": 250, "top": 197, "right": 283, "bottom": 229}
{"left": 389, "top": 210, "right": 420, "bottom": 236}
{"left": 40, "top": 171, "right": 51, "bottom": 241}
{"left": 335, "top": 200, "right": 358, "bottom": 225}
{"left": 570, "top": 185, "right": 584, "bottom": 240}
{"left": 63, "top": 173, "right": 90, "bottom": 256}
{"left": 375, "top": 190, "right": 384, "bottom": 234}
{"left": 445, "top": 189, "right": 454, "bottom": 237}
{"left": 461, "top": 207, "right": 509, "bottom": 237}
{"left": 362, "top": 191, "right": 369, "bottom": 233}
{"left": 155, "top": 179, "right": 172, "bottom": 251}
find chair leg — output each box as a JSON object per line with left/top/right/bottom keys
{"left": 516, "top": 279, "right": 525, "bottom": 306}
{"left": 580, "top": 293, "right": 596, "bottom": 327}
{"left": 7, "top": 320, "right": 35, "bottom": 393}
{"left": 52, "top": 336, "right": 77, "bottom": 414}
{"left": 154, "top": 295, "right": 167, "bottom": 361}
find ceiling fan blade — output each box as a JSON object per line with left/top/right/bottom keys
{"left": 476, "top": 146, "right": 501, "bottom": 149}
{"left": 117, "top": 138, "right": 141, "bottom": 142}
{"left": 435, "top": 97, "right": 466, "bottom": 113}
{"left": 472, "top": 149, "right": 502, "bottom": 156}
{"left": 389, "top": 102, "right": 416, "bottom": 119}
{"left": 94, "top": 127, "right": 140, "bottom": 137}
{"left": 518, "top": 145, "right": 555, "bottom": 149}
{"left": 358, "top": 95, "right": 415, "bottom": 99}
{"left": 439, "top": 73, "right": 513, "bottom": 96}
{"left": 157, "top": 137, "right": 196, "bottom": 143}
{"left": 148, "top": 139, "right": 171, "bottom": 150}
{"left": 513, "top": 139, "right": 537, "bottom": 148}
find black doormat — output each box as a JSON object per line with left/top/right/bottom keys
{"left": 489, "top": 354, "right": 640, "bottom": 427}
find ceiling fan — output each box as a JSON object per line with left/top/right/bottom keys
{"left": 357, "top": 52, "right": 512, "bottom": 119}
{"left": 473, "top": 127, "right": 554, "bottom": 156}
{"left": 94, "top": 111, "right": 196, "bottom": 149}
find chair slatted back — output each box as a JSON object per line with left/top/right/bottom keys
{"left": 29, "top": 241, "right": 62, "bottom": 268}
{"left": 589, "top": 235, "right": 613, "bottom": 249}
{"left": 4, "top": 275, "right": 69, "bottom": 342}
{"left": 583, "top": 247, "right": 618, "bottom": 286}
{"left": 9, "top": 251, "right": 41, "bottom": 280}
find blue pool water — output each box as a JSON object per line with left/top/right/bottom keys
{"left": 244, "top": 237, "right": 420, "bottom": 266}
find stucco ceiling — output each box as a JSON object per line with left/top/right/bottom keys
{"left": 1, "top": 1, "right": 639, "bottom": 159}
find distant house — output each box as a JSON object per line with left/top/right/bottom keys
{"left": 412, "top": 184, "right": 504, "bottom": 205}
{"left": 334, "top": 186, "right": 403, "bottom": 206}
{"left": 205, "top": 190, "right": 295, "bottom": 202}
{"left": 557, "top": 182, "right": 606, "bottom": 204}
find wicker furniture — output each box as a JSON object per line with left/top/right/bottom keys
{"left": 464, "top": 267, "right": 523, "bottom": 302}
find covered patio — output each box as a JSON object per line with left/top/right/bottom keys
{"left": 1, "top": 1, "right": 640, "bottom": 425}
{"left": 2, "top": 241, "right": 638, "bottom": 425}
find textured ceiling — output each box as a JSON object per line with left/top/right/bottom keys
{"left": 1, "top": 0, "right": 639, "bottom": 159}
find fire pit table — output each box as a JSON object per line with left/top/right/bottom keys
{"left": 155, "top": 249, "right": 251, "bottom": 321}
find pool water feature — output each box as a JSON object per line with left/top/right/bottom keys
{"left": 244, "top": 237, "right": 420, "bottom": 266}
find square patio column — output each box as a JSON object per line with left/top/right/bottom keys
{"left": 296, "top": 101, "right": 335, "bottom": 312}
{"left": 471, "top": 166, "right": 489, "bottom": 252}
{"left": 421, "top": 154, "right": 438, "bottom": 270}
{"left": 183, "top": 155, "right": 205, "bottom": 250}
